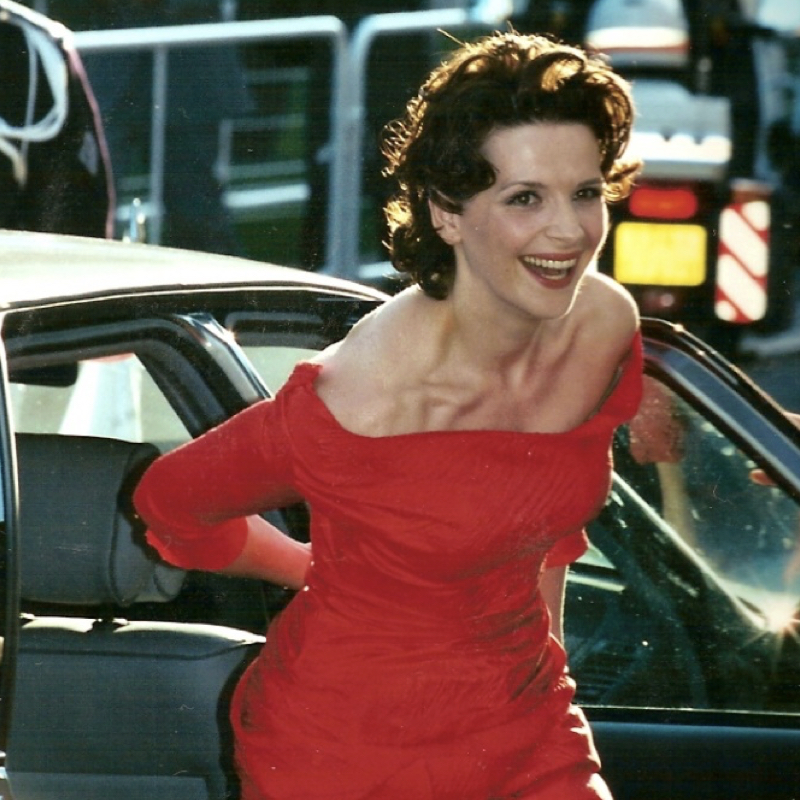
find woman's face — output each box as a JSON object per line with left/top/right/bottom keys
{"left": 432, "top": 123, "right": 608, "bottom": 323}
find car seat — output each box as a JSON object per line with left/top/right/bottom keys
{"left": 5, "top": 433, "right": 264, "bottom": 800}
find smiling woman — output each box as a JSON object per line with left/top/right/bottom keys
{"left": 382, "top": 31, "right": 640, "bottom": 301}
{"left": 428, "top": 123, "right": 608, "bottom": 326}
{"left": 134, "top": 30, "right": 644, "bottom": 800}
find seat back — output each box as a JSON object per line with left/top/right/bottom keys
{"left": 6, "top": 434, "right": 264, "bottom": 800}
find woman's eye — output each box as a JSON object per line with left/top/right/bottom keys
{"left": 575, "top": 186, "right": 604, "bottom": 202}
{"left": 508, "top": 191, "right": 539, "bottom": 207}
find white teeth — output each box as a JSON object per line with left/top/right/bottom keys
{"left": 523, "top": 256, "right": 578, "bottom": 271}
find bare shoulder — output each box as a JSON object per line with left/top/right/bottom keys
{"left": 306, "top": 288, "right": 438, "bottom": 434}
{"left": 578, "top": 271, "right": 640, "bottom": 357}
{"left": 554, "top": 273, "right": 639, "bottom": 420}
{"left": 311, "top": 287, "right": 432, "bottom": 385}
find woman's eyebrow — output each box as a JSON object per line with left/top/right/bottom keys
{"left": 499, "top": 177, "right": 605, "bottom": 191}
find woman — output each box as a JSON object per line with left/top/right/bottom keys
{"left": 134, "top": 31, "right": 643, "bottom": 799}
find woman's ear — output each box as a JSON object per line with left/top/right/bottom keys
{"left": 428, "top": 198, "right": 461, "bottom": 245}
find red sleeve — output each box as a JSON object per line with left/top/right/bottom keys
{"left": 133, "top": 392, "right": 302, "bottom": 571}
{"left": 544, "top": 529, "right": 589, "bottom": 569}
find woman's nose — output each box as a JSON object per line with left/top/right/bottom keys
{"left": 545, "top": 202, "right": 583, "bottom": 242}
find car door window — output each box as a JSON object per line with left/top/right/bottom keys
{"left": 224, "top": 299, "right": 376, "bottom": 394}
{"left": 572, "top": 375, "right": 800, "bottom": 715}
{"left": 240, "top": 345, "right": 319, "bottom": 392}
{"left": 10, "top": 354, "right": 189, "bottom": 451}
{"left": 629, "top": 377, "right": 799, "bottom": 605}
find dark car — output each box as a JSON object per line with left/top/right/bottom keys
{"left": 0, "top": 231, "right": 797, "bottom": 799}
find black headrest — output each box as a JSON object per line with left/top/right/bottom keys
{"left": 17, "top": 434, "right": 185, "bottom": 606}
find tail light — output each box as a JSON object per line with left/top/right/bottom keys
{"left": 613, "top": 180, "right": 708, "bottom": 288}
{"left": 628, "top": 184, "right": 699, "bottom": 220}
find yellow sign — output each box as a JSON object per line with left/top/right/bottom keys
{"left": 614, "top": 222, "right": 707, "bottom": 286}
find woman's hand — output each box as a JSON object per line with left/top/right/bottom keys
{"left": 540, "top": 565, "right": 568, "bottom": 643}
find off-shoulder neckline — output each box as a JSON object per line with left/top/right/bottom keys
{"left": 288, "top": 330, "right": 641, "bottom": 442}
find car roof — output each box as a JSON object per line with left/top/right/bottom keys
{"left": 0, "top": 230, "right": 385, "bottom": 310}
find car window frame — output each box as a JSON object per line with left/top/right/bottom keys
{"left": 4, "top": 313, "right": 266, "bottom": 438}
{"left": 0, "top": 318, "right": 20, "bottom": 759}
{"left": 641, "top": 319, "right": 800, "bottom": 500}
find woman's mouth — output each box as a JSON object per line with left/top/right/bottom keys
{"left": 521, "top": 256, "right": 578, "bottom": 286}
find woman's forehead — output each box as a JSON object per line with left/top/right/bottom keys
{"left": 482, "top": 123, "right": 603, "bottom": 178}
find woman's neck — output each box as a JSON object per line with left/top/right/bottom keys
{"left": 433, "top": 285, "right": 570, "bottom": 386}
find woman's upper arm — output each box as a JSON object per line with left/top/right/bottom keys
{"left": 133, "top": 396, "right": 302, "bottom": 569}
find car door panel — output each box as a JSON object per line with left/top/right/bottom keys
{"left": 593, "top": 718, "right": 800, "bottom": 800}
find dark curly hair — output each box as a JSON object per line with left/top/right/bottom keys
{"left": 381, "top": 31, "right": 640, "bottom": 299}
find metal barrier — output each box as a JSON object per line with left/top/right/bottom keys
{"left": 330, "top": 7, "right": 496, "bottom": 278}
{"left": 73, "top": 17, "right": 348, "bottom": 250}
{"left": 72, "top": 7, "right": 510, "bottom": 276}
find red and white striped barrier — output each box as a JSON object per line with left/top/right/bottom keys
{"left": 714, "top": 192, "right": 770, "bottom": 323}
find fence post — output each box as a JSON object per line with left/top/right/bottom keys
{"left": 149, "top": 46, "right": 169, "bottom": 245}
{"left": 326, "top": 7, "right": 505, "bottom": 280}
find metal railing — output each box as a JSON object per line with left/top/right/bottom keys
{"left": 331, "top": 7, "right": 497, "bottom": 278}
{"left": 74, "top": 16, "right": 348, "bottom": 251}
{"left": 71, "top": 7, "right": 511, "bottom": 276}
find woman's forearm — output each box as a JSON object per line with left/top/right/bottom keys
{"left": 218, "top": 514, "right": 312, "bottom": 590}
{"left": 540, "top": 565, "right": 568, "bottom": 643}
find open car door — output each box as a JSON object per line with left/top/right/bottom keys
{"left": 568, "top": 318, "right": 800, "bottom": 799}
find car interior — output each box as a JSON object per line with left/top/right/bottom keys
{"left": 0, "top": 318, "right": 288, "bottom": 800}
{"left": 6, "top": 432, "right": 262, "bottom": 800}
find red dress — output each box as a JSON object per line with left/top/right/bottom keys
{"left": 134, "top": 332, "right": 643, "bottom": 800}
